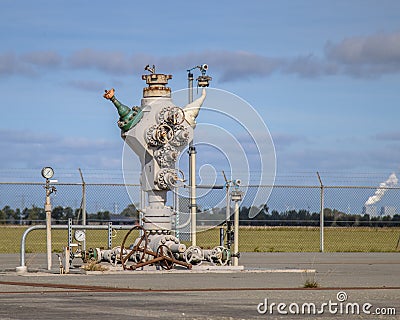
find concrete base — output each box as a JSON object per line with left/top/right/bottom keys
{"left": 15, "top": 266, "right": 27, "bottom": 274}
{"left": 192, "top": 265, "right": 245, "bottom": 271}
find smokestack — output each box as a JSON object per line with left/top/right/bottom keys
{"left": 365, "top": 172, "right": 398, "bottom": 206}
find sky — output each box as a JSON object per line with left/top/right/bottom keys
{"left": 1, "top": 0, "right": 400, "bottom": 186}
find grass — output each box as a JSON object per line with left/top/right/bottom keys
{"left": 81, "top": 260, "right": 109, "bottom": 272}
{"left": 303, "top": 278, "right": 319, "bottom": 288}
{"left": 0, "top": 225, "right": 399, "bottom": 254}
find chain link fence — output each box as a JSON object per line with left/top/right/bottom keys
{"left": 1, "top": 182, "right": 399, "bottom": 258}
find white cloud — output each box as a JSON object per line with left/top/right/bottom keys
{"left": 1, "top": 31, "right": 400, "bottom": 81}
{"left": 325, "top": 31, "right": 400, "bottom": 77}
{"left": 0, "top": 129, "right": 121, "bottom": 169}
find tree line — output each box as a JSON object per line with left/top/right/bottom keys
{"left": 1, "top": 204, "right": 399, "bottom": 227}
{"left": 0, "top": 204, "right": 139, "bottom": 225}
{"left": 198, "top": 206, "right": 400, "bottom": 227}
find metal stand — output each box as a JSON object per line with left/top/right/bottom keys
{"left": 44, "top": 178, "right": 56, "bottom": 270}
{"left": 231, "top": 190, "right": 243, "bottom": 267}
{"left": 187, "top": 65, "right": 212, "bottom": 246}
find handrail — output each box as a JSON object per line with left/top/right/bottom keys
{"left": 18, "top": 224, "right": 134, "bottom": 272}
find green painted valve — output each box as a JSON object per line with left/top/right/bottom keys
{"left": 103, "top": 88, "right": 143, "bottom": 132}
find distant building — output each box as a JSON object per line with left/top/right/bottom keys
{"left": 379, "top": 206, "right": 396, "bottom": 217}
{"left": 109, "top": 214, "right": 137, "bottom": 225}
{"left": 362, "top": 205, "right": 377, "bottom": 217}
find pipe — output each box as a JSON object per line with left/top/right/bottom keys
{"left": 17, "top": 224, "right": 134, "bottom": 272}
{"left": 44, "top": 180, "right": 52, "bottom": 271}
{"left": 317, "top": 172, "right": 324, "bottom": 252}
{"left": 183, "top": 88, "right": 206, "bottom": 128}
{"left": 189, "top": 145, "right": 197, "bottom": 246}
{"left": 233, "top": 199, "right": 240, "bottom": 266}
{"left": 79, "top": 168, "right": 87, "bottom": 251}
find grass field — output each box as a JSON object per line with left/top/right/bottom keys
{"left": 0, "top": 226, "right": 399, "bottom": 254}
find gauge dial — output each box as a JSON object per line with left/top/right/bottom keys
{"left": 41, "top": 167, "right": 54, "bottom": 179}
{"left": 74, "top": 230, "right": 86, "bottom": 242}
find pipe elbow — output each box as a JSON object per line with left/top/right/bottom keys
{"left": 183, "top": 88, "right": 206, "bottom": 128}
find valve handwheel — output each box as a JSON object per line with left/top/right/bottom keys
{"left": 155, "top": 124, "right": 174, "bottom": 144}
{"left": 210, "top": 246, "right": 230, "bottom": 266}
{"left": 183, "top": 246, "right": 204, "bottom": 265}
{"left": 157, "top": 244, "right": 175, "bottom": 270}
{"left": 167, "top": 107, "right": 185, "bottom": 125}
{"left": 120, "top": 225, "right": 148, "bottom": 270}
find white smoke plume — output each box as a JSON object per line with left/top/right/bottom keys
{"left": 365, "top": 172, "right": 398, "bottom": 206}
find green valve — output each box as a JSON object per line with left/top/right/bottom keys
{"left": 103, "top": 88, "right": 143, "bottom": 132}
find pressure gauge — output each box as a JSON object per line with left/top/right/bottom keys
{"left": 41, "top": 167, "right": 54, "bottom": 179}
{"left": 74, "top": 230, "right": 86, "bottom": 242}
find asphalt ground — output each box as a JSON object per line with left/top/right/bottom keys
{"left": 0, "top": 252, "right": 399, "bottom": 319}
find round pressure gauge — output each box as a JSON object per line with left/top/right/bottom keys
{"left": 41, "top": 167, "right": 54, "bottom": 179}
{"left": 74, "top": 230, "right": 86, "bottom": 242}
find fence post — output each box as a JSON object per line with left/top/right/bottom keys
{"left": 68, "top": 218, "right": 72, "bottom": 249}
{"left": 317, "top": 172, "right": 324, "bottom": 252}
{"left": 78, "top": 168, "right": 86, "bottom": 251}
{"left": 108, "top": 222, "right": 113, "bottom": 249}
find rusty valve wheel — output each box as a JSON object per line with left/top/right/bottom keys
{"left": 155, "top": 124, "right": 174, "bottom": 144}
{"left": 166, "top": 107, "right": 185, "bottom": 125}
{"left": 156, "top": 244, "right": 175, "bottom": 270}
{"left": 120, "top": 225, "right": 149, "bottom": 270}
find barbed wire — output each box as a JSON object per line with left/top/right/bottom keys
{"left": 0, "top": 168, "right": 397, "bottom": 186}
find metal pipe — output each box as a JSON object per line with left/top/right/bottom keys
{"left": 79, "top": 168, "right": 86, "bottom": 251}
{"left": 140, "top": 175, "right": 145, "bottom": 237}
{"left": 17, "top": 224, "right": 134, "bottom": 272}
{"left": 188, "top": 72, "right": 193, "bottom": 107}
{"left": 225, "top": 183, "right": 230, "bottom": 222}
{"left": 19, "top": 225, "right": 43, "bottom": 269}
{"left": 188, "top": 70, "right": 197, "bottom": 246}
{"left": 189, "top": 146, "right": 197, "bottom": 246}
{"left": 219, "top": 227, "right": 224, "bottom": 247}
{"left": 108, "top": 222, "right": 113, "bottom": 249}
{"left": 174, "top": 185, "right": 180, "bottom": 239}
{"left": 317, "top": 172, "right": 324, "bottom": 252}
{"left": 44, "top": 179, "right": 52, "bottom": 271}
{"left": 68, "top": 218, "right": 72, "bottom": 250}
{"left": 233, "top": 199, "right": 240, "bottom": 266}
{"left": 64, "top": 246, "right": 70, "bottom": 274}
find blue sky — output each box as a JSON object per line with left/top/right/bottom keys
{"left": 1, "top": 0, "right": 400, "bottom": 184}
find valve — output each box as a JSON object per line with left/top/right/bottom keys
{"left": 158, "top": 106, "right": 185, "bottom": 125}
{"left": 156, "top": 124, "right": 174, "bottom": 144}
{"left": 183, "top": 246, "right": 204, "bottom": 266}
{"left": 170, "top": 125, "right": 190, "bottom": 147}
{"left": 209, "top": 246, "right": 230, "bottom": 266}
{"left": 154, "top": 145, "right": 179, "bottom": 167}
{"left": 156, "top": 168, "right": 185, "bottom": 190}
{"left": 146, "top": 124, "right": 174, "bottom": 146}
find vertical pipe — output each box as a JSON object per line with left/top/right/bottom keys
{"left": 79, "top": 168, "right": 86, "bottom": 251}
{"left": 317, "top": 172, "right": 324, "bottom": 252}
{"left": 320, "top": 186, "right": 324, "bottom": 252}
{"left": 188, "top": 72, "right": 193, "bottom": 106}
{"left": 64, "top": 246, "right": 70, "bottom": 274}
{"left": 226, "top": 183, "right": 230, "bottom": 221}
{"left": 189, "top": 146, "right": 197, "bottom": 246}
{"left": 174, "top": 185, "right": 180, "bottom": 240}
{"left": 68, "top": 218, "right": 72, "bottom": 250}
{"left": 108, "top": 222, "right": 113, "bottom": 249}
{"left": 140, "top": 177, "right": 145, "bottom": 237}
{"left": 233, "top": 199, "right": 240, "bottom": 266}
{"left": 45, "top": 179, "right": 52, "bottom": 271}
{"left": 219, "top": 227, "right": 224, "bottom": 247}
{"left": 188, "top": 71, "right": 197, "bottom": 246}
